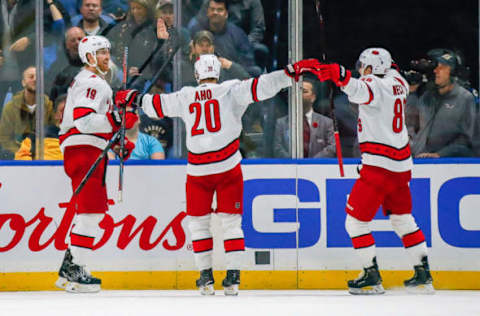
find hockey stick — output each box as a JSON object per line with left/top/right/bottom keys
{"left": 118, "top": 47, "right": 128, "bottom": 202}
{"left": 73, "top": 130, "right": 122, "bottom": 196}
{"left": 314, "top": 0, "right": 345, "bottom": 177}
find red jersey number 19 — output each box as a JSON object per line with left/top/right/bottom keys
{"left": 189, "top": 99, "right": 222, "bottom": 136}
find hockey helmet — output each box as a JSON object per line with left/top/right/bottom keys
{"left": 78, "top": 35, "right": 111, "bottom": 66}
{"left": 356, "top": 48, "right": 392, "bottom": 75}
{"left": 194, "top": 54, "right": 221, "bottom": 82}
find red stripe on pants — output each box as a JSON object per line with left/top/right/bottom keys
{"left": 192, "top": 238, "right": 213, "bottom": 253}
{"left": 224, "top": 238, "right": 245, "bottom": 253}
{"left": 70, "top": 233, "right": 95, "bottom": 249}
{"left": 351, "top": 233, "right": 375, "bottom": 249}
{"left": 402, "top": 229, "right": 425, "bottom": 248}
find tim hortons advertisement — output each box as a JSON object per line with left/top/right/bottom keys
{"left": 0, "top": 161, "right": 479, "bottom": 273}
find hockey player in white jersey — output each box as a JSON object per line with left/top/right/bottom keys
{"left": 56, "top": 35, "right": 137, "bottom": 293}
{"left": 114, "top": 54, "right": 320, "bottom": 295}
{"left": 314, "top": 48, "right": 434, "bottom": 295}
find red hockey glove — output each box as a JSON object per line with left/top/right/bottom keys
{"left": 113, "top": 137, "right": 135, "bottom": 160}
{"left": 123, "top": 110, "right": 139, "bottom": 129}
{"left": 284, "top": 58, "right": 322, "bottom": 81}
{"left": 114, "top": 89, "right": 143, "bottom": 109}
{"left": 106, "top": 110, "right": 122, "bottom": 133}
{"left": 314, "top": 63, "right": 351, "bottom": 87}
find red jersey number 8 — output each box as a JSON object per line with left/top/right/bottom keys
{"left": 392, "top": 98, "right": 406, "bottom": 133}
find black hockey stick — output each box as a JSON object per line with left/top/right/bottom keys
{"left": 73, "top": 130, "right": 122, "bottom": 196}
{"left": 314, "top": 0, "right": 344, "bottom": 177}
{"left": 118, "top": 47, "right": 128, "bottom": 202}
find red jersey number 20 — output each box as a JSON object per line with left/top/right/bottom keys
{"left": 189, "top": 99, "right": 222, "bottom": 136}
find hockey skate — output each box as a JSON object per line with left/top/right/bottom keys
{"left": 64, "top": 263, "right": 101, "bottom": 293}
{"left": 222, "top": 270, "right": 240, "bottom": 296}
{"left": 348, "top": 257, "right": 385, "bottom": 295}
{"left": 55, "top": 249, "right": 73, "bottom": 289}
{"left": 404, "top": 256, "right": 435, "bottom": 294}
{"left": 196, "top": 268, "right": 215, "bottom": 295}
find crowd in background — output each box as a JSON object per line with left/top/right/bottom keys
{"left": 0, "top": 0, "right": 479, "bottom": 160}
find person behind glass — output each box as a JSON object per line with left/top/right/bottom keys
{"left": 412, "top": 49, "right": 475, "bottom": 158}
{"left": 273, "top": 77, "right": 335, "bottom": 158}
{"left": 55, "top": 35, "right": 136, "bottom": 293}
{"left": 47, "top": 26, "right": 86, "bottom": 101}
{"left": 72, "top": 0, "right": 115, "bottom": 36}
{"left": 15, "top": 94, "right": 66, "bottom": 160}
{"left": 314, "top": 48, "right": 434, "bottom": 295}
{"left": 108, "top": 112, "right": 165, "bottom": 160}
{"left": 188, "top": 0, "right": 261, "bottom": 76}
{"left": 0, "top": 66, "right": 56, "bottom": 157}
{"left": 114, "top": 54, "right": 320, "bottom": 295}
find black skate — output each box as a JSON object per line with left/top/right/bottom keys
{"left": 404, "top": 256, "right": 435, "bottom": 294}
{"left": 196, "top": 268, "right": 215, "bottom": 295}
{"left": 222, "top": 270, "right": 240, "bottom": 296}
{"left": 348, "top": 257, "right": 385, "bottom": 295}
{"left": 55, "top": 249, "right": 73, "bottom": 289}
{"left": 64, "top": 263, "right": 101, "bottom": 293}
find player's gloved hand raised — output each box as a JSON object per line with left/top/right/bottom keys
{"left": 285, "top": 58, "right": 322, "bottom": 81}
{"left": 106, "top": 110, "right": 122, "bottom": 132}
{"left": 123, "top": 109, "right": 139, "bottom": 129}
{"left": 113, "top": 137, "right": 135, "bottom": 160}
{"left": 114, "top": 89, "right": 143, "bottom": 109}
{"left": 314, "top": 63, "right": 351, "bottom": 87}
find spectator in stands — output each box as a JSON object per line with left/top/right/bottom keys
{"left": 109, "top": 113, "right": 165, "bottom": 160}
{"left": 72, "top": 0, "right": 115, "bottom": 36}
{"left": 15, "top": 94, "right": 65, "bottom": 160}
{"left": 192, "top": 0, "right": 269, "bottom": 70}
{"left": 412, "top": 49, "right": 476, "bottom": 158}
{"left": 274, "top": 77, "right": 335, "bottom": 158}
{"left": 108, "top": 0, "right": 157, "bottom": 80}
{"left": 139, "top": 113, "right": 172, "bottom": 156}
{"left": 181, "top": 30, "right": 249, "bottom": 86}
{"left": 47, "top": 26, "right": 86, "bottom": 101}
{"left": 102, "top": 0, "right": 129, "bottom": 21}
{"left": 0, "top": 66, "right": 55, "bottom": 156}
{"left": 188, "top": 0, "right": 261, "bottom": 76}
{"left": 182, "top": 0, "right": 204, "bottom": 26}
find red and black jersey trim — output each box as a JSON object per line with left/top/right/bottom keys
{"left": 192, "top": 237, "right": 213, "bottom": 253}
{"left": 251, "top": 77, "right": 259, "bottom": 102}
{"left": 359, "top": 141, "right": 411, "bottom": 161}
{"left": 402, "top": 229, "right": 425, "bottom": 248}
{"left": 152, "top": 94, "right": 164, "bottom": 118}
{"left": 70, "top": 233, "right": 95, "bottom": 249}
{"left": 188, "top": 138, "right": 240, "bottom": 165}
{"left": 59, "top": 127, "right": 111, "bottom": 145}
{"left": 362, "top": 82, "right": 374, "bottom": 105}
{"left": 73, "top": 107, "right": 96, "bottom": 120}
{"left": 224, "top": 238, "right": 245, "bottom": 253}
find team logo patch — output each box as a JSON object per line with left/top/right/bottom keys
{"left": 444, "top": 103, "right": 455, "bottom": 109}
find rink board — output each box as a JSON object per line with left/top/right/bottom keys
{"left": 0, "top": 159, "right": 479, "bottom": 290}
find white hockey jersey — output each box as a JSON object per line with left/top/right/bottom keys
{"left": 59, "top": 68, "right": 114, "bottom": 152}
{"left": 141, "top": 70, "right": 292, "bottom": 176}
{"left": 342, "top": 69, "right": 413, "bottom": 172}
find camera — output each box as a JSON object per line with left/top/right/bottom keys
{"left": 401, "top": 58, "right": 436, "bottom": 86}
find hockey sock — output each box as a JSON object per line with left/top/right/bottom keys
{"left": 345, "top": 214, "right": 376, "bottom": 268}
{"left": 69, "top": 213, "right": 105, "bottom": 267}
{"left": 188, "top": 214, "right": 213, "bottom": 271}
{"left": 390, "top": 214, "right": 427, "bottom": 266}
{"left": 218, "top": 213, "right": 244, "bottom": 270}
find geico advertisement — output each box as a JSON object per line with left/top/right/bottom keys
{"left": 0, "top": 162, "right": 479, "bottom": 272}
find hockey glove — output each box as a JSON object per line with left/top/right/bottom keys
{"left": 106, "top": 110, "right": 122, "bottom": 133}
{"left": 314, "top": 63, "right": 351, "bottom": 87}
{"left": 114, "top": 89, "right": 143, "bottom": 109}
{"left": 113, "top": 137, "right": 135, "bottom": 160}
{"left": 123, "top": 110, "right": 139, "bottom": 129}
{"left": 284, "top": 58, "right": 322, "bottom": 81}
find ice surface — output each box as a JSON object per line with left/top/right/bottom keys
{"left": 0, "top": 290, "right": 478, "bottom": 316}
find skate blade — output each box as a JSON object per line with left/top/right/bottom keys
{"left": 223, "top": 284, "right": 239, "bottom": 296}
{"left": 405, "top": 283, "right": 435, "bottom": 295}
{"left": 348, "top": 284, "right": 385, "bottom": 295}
{"left": 55, "top": 276, "right": 68, "bottom": 290}
{"left": 198, "top": 284, "right": 215, "bottom": 296}
{"left": 65, "top": 282, "right": 101, "bottom": 293}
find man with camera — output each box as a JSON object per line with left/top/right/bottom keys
{"left": 412, "top": 49, "right": 475, "bottom": 158}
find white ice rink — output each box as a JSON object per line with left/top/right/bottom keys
{"left": 1, "top": 290, "right": 479, "bottom": 316}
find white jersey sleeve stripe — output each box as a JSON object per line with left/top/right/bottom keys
{"left": 152, "top": 94, "right": 165, "bottom": 118}
{"left": 251, "top": 77, "right": 259, "bottom": 102}
{"left": 73, "top": 107, "right": 96, "bottom": 120}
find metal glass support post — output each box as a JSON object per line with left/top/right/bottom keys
{"left": 35, "top": 0, "right": 45, "bottom": 160}
{"left": 173, "top": 0, "right": 185, "bottom": 158}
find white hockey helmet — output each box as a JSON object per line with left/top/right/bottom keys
{"left": 78, "top": 35, "right": 111, "bottom": 66}
{"left": 194, "top": 54, "right": 221, "bottom": 83}
{"left": 356, "top": 48, "right": 392, "bottom": 75}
